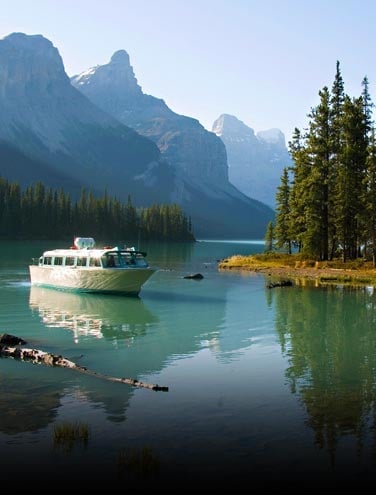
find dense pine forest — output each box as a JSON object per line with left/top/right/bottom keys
{"left": 0, "top": 177, "right": 195, "bottom": 242}
{"left": 273, "top": 61, "right": 376, "bottom": 263}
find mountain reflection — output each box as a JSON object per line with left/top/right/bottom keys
{"left": 0, "top": 368, "right": 61, "bottom": 434}
{"left": 29, "top": 286, "right": 158, "bottom": 343}
{"left": 272, "top": 284, "right": 376, "bottom": 461}
{"left": 0, "top": 365, "right": 130, "bottom": 434}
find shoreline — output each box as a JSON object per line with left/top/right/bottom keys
{"left": 218, "top": 257, "right": 376, "bottom": 286}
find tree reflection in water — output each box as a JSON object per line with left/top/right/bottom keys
{"left": 272, "top": 284, "right": 376, "bottom": 465}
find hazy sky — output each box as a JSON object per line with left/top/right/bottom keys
{"left": 1, "top": 0, "right": 376, "bottom": 143}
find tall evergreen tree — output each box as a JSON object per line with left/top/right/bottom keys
{"left": 303, "top": 87, "right": 332, "bottom": 259}
{"left": 264, "top": 221, "right": 274, "bottom": 253}
{"left": 288, "top": 128, "right": 309, "bottom": 252}
{"left": 364, "top": 128, "right": 376, "bottom": 265}
{"left": 334, "top": 96, "right": 367, "bottom": 261}
{"left": 274, "top": 168, "right": 292, "bottom": 254}
{"left": 361, "top": 76, "right": 374, "bottom": 140}
{"left": 328, "top": 61, "right": 346, "bottom": 258}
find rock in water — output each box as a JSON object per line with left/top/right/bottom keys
{"left": 0, "top": 333, "right": 27, "bottom": 345}
{"left": 183, "top": 273, "right": 204, "bottom": 280}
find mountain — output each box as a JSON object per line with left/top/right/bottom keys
{"left": 0, "top": 33, "right": 174, "bottom": 205}
{"left": 71, "top": 50, "right": 274, "bottom": 238}
{"left": 212, "top": 114, "right": 292, "bottom": 207}
{"left": 0, "top": 33, "right": 274, "bottom": 238}
{"left": 71, "top": 50, "right": 228, "bottom": 185}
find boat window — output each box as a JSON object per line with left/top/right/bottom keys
{"left": 106, "top": 255, "right": 119, "bottom": 268}
{"left": 54, "top": 257, "right": 63, "bottom": 266}
{"left": 77, "top": 257, "right": 88, "bottom": 267}
{"left": 120, "top": 253, "right": 133, "bottom": 265}
{"left": 89, "top": 257, "right": 101, "bottom": 267}
{"left": 135, "top": 256, "right": 148, "bottom": 267}
{"left": 43, "top": 257, "right": 52, "bottom": 265}
{"left": 65, "top": 257, "right": 75, "bottom": 266}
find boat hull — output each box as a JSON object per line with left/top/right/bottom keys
{"left": 29, "top": 266, "right": 155, "bottom": 296}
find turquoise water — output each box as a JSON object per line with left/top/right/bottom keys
{"left": 1, "top": 239, "right": 376, "bottom": 491}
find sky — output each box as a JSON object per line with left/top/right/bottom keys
{"left": 1, "top": 0, "right": 376, "bottom": 144}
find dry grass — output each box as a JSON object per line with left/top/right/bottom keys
{"left": 117, "top": 445, "right": 160, "bottom": 477}
{"left": 53, "top": 421, "right": 89, "bottom": 451}
{"left": 218, "top": 253, "right": 376, "bottom": 286}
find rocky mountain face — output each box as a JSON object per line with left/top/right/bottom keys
{"left": 0, "top": 33, "right": 274, "bottom": 238}
{"left": 0, "top": 33, "right": 174, "bottom": 204}
{"left": 71, "top": 50, "right": 228, "bottom": 185}
{"left": 71, "top": 50, "right": 275, "bottom": 237}
{"left": 212, "top": 114, "right": 292, "bottom": 207}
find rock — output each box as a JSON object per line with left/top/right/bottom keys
{"left": 0, "top": 333, "right": 27, "bottom": 345}
{"left": 183, "top": 273, "right": 204, "bottom": 280}
{"left": 267, "top": 280, "right": 293, "bottom": 289}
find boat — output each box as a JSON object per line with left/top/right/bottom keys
{"left": 29, "top": 237, "right": 156, "bottom": 296}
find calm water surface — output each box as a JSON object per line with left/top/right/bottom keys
{"left": 1, "top": 239, "right": 376, "bottom": 491}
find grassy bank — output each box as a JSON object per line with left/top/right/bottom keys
{"left": 218, "top": 253, "right": 376, "bottom": 286}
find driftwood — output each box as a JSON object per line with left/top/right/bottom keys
{"left": 0, "top": 334, "right": 168, "bottom": 392}
{"left": 267, "top": 280, "right": 293, "bottom": 289}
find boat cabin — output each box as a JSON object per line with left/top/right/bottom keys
{"left": 33, "top": 245, "right": 149, "bottom": 270}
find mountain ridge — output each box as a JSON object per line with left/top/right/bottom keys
{"left": 0, "top": 32, "right": 176, "bottom": 204}
{"left": 71, "top": 48, "right": 275, "bottom": 236}
{"left": 0, "top": 33, "right": 274, "bottom": 238}
{"left": 212, "top": 114, "right": 291, "bottom": 207}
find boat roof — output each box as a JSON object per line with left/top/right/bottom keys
{"left": 41, "top": 248, "right": 146, "bottom": 257}
{"left": 42, "top": 248, "right": 109, "bottom": 257}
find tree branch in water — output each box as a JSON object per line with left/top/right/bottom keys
{"left": 0, "top": 334, "right": 168, "bottom": 392}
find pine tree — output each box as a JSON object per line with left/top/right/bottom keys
{"left": 303, "top": 87, "right": 332, "bottom": 259}
{"left": 359, "top": 76, "right": 374, "bottom": 258}
{"left": 334, "top": 96, "right": 367, "bottom": 261}
{"left": 287, "top": 128, "right": 309, "bottom": 252}
{"left": 328, "top": 62, "right": 346, "bottom": 259}
{"left": 274, "top": 168, "right": 292, "bottom": 254}
{"left": 264, "top": 221, "right": 274, "bottom": 252}
{"left": 363, "top": 129, "right": 376, "bottom": 264}
{"left": 361, "top": 76, "right": 374, "bottom": 139}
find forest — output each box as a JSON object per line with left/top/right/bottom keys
{"left": 273, "top": 62, "right": 376, "bottom": 263}
{"left": 0, "top": 177, "right": 195, "bottom": 242}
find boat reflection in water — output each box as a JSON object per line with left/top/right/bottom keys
{"left": 29, "top": 286, "right": 157, "bottom": 344}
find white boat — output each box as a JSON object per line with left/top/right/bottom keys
{"left": 29, "top": 237, "right": 156, "bottom": 296}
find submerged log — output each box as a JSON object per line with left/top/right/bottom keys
{"left": 0, "top": 337, "right": 168, "bottom": 392}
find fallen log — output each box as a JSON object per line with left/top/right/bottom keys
{"left": 0, "top": 338, "right": 168, "bottom": 392}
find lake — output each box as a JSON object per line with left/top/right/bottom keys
{"left": 1, "top": 239, "right": 376, "bottom": 491}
